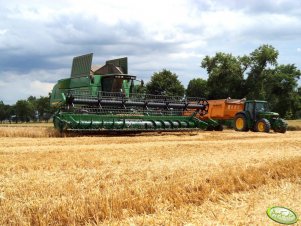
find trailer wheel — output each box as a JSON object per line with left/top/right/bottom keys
{"left": 255, "top": 118, "right": 271, "bottom": 133}
{"left": 234, "top": 114, "right": 248, "bottom": 131}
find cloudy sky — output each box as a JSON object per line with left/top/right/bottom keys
{"left": 0, "top": 0, "right": 300, "bottom": 104}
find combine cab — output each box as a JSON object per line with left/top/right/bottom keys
{"left": 50, "top": 54, "right": 210, "bottom": 132}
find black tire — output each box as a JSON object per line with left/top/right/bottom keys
{"left": 255, "top": 118, "right": 271, "bottom": 133}
{"left": 234, "top": 114, "right": 248, "bottom": 131}
{"left": 206, "top": 125, "right": 214, "bottom": 131}
{"left": 214, "top": 124, "right": 224, "bottom": 131}
{"left": 276, "top": 127, "right": 287, "bottom": 133}
{"left": 273, "top": 119, "right": 287, "bottom": 133}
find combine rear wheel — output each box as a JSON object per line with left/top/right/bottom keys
{"left": 255, "top": 118, "right": 270, "bottom": 133}
{"left": 234, "top": 114, "right": 248, "bottom": 131}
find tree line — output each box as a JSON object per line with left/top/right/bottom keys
{"left": 146, "top": 45, "right": 301, "bottom": 119}
{"left": 0, "top": 44, "right": 300, "bottom": 122}
{"left": 0, "top": 95, "right": 54, "bottom": 123}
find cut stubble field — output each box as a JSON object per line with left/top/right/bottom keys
{"left": 0, "top": 125, "right": 301, "bottom": 225}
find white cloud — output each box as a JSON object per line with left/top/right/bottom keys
{"left": 0, "top": 78, "right": 54, "bottom": 104}
{"left": 0, "top": 69, "right": 67, "bottom": 104}
{"left": 0, "top": 29, "right": 7, "bottom": 35}
{"left": 30, "top": 80, "right": 54, "bottom": 94}
{"left": 0, "top": 0, "right": 300, "bottom": 103}
{"left": 297, "top": 48, "right": 301, "bottom": 52}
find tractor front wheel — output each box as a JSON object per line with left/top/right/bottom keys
{"left": 275, "top": 127, "right": 287, "bottom": 133}
{"left": 273, "top": 118, "right": 287, "bottom": 133}
{"left": 234, "top": 114, "right": 248, "bottom": 132}
{"left": 255, "top": 118, "right": 271, "bottom": 133}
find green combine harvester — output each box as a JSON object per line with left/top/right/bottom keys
{"left": 50, "top": 53, "right": 210, "bottom": 132}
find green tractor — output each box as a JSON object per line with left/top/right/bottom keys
{"left": 233, "top": 100, "right": 287, "bottom": 133}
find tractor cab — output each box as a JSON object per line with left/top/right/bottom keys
{"left": 244, "top": 100, "right": 270, "bottom": 120}
{"left": 245, "top": 100, "right": 280, "bottom": 121}
{"left": 234, "top": 100, "right": 287, "bottom": 133}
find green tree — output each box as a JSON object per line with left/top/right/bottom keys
{"left": 245, "top": 44, "right": 279, "bottom": 99}
{"left": 27, "top": 96, "right": 37, "bottom": 107}
{"left": 201, "top": 52, "right": 245, "bottom": 99}
{"left": 264, "top": 64, "right": 301, "bottom": 117}
{"left": 295, "top": 87, "right": 301, "bottom": 118}
{"left": 27, "top": 96, "right": 39, "bottom": 121}
{"left": 15, "top": 100, "right": 35, "bottom": 122}
{"left": 186, "top": 78, "right": 208, "bottom": 97}
{"left": 146, "top": 69, "right": 185, "bottom": 96}
{"left": 36, "top": 95, "right": 52, "bottom": 121}
{"left": 200, "top": 44, "right": 301, "bottom": 118}
{"left": 0, "top": 101, "right": 11, "bottom": 123}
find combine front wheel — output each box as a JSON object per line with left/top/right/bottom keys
{"left": 214, "top": 124, "right": 224, "bottom": 131}
{"left": 234, "top": 114, "right": 248, "bottom": 131}
{"left": 206, "top": 125, "right": 214, "bottom": 131}
{"left": 255, "top": 118, "right": 271, "bottom": 133}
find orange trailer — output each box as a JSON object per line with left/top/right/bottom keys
{"left": 184, "top": 98, "right": 245, "bottom": 130}
{"left": 184, "top": 98, "right": 245, "bottom": 120}
{"left": 202, "top": 98, "right": 245, "bottom": 120}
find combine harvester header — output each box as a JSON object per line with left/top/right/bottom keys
{"left": 50, "top": 54, "right": 211, "bottom": 132}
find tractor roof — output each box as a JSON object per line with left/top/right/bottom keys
{"left": 245, "top": 100, "right": 267, "bottom": 103}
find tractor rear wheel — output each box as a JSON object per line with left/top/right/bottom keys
{"left": 234, "top": 114, "right": 248, "bottom": 132}
{"left": 255, "top": 118, "right": 271, "bottom": 133}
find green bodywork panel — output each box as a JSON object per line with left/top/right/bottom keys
{"left": 53, "top": 112, "right": 208, "bottom": 132}
{"left": 106, "top": 57, "right": 128, "bottom": 74}
{"left": 50, "top": 75, "right": 135, "bottom": 105}
{"left": 71, "top": 53, "right": 93, "bottom": 78}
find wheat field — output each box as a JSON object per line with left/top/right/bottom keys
{"left": 0, "top": 125, "right": 300, "bottom": 225}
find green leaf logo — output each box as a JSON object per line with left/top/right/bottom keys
{"left": 267, "top": 206, "right": 298, "bottom": 225}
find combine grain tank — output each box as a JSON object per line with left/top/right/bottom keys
{"left": 50, "top": 53, "right": 210, "bottom": 132}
